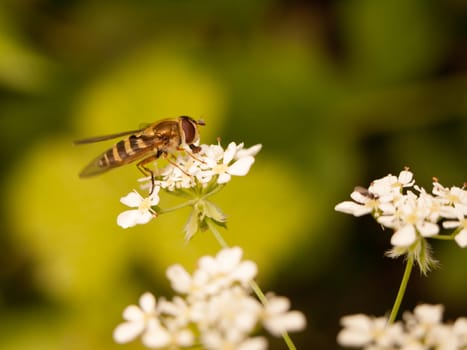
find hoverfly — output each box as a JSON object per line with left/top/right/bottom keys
{"left": 74, "top": 116, "right": 205, "bottom": 193}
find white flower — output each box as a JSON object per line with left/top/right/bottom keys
{"left": 234, "top": 143, "right": 263, "bottom": 159}
{"left": 155, "top": 162, "right": 196, "bottom": 190}
{"left": 201, "top": 287, "right": 262, "bottom": 340}
{"left": 453, "top": 317, "right": 467, "bottom": 347}
{"left": 114, "top": 248, "right": 307, "bottom": 348}
{"left": 114, "top": 293, "right": 194, "bottom": 349}
{"left": 113, "top": 292, "right": 161, "bottom": 344}
{"left": 337, "top": 314, "right": 403, "bottom": 348}
{"left": 166, "top": 247, "right": 258, "bottom": 300}
{"left": 339, "top": 305, "right": 467, "bottom": 350}
{"left": 335, "top": 187, "right": 384, "bottom": 217}
{"left": 117, "top": 189, "right": 160, "bottom": 228}
{"left": 157, "top": 296, "right": 194, "bottom": 327}
{"left": 377, "top": 192, "right": 439, "bottom": 247}
{"left": 369, "top": 169, "right": 414, "bottom": 199}
{"left": 201, "top": 331, "right": 267, "bottom": 350}
{"left": 401, "top": 304, "right": 467, "bottom": 350}
{"left": 433, "top": 182, "right": 467, "bottom": 219}
{"left": 409, "top": 303, "right": 443, "bottom": 324}
{"left": 138, "top": 141, "right": 261, "bottom": 190}
{"left": 143, "top": 318, "right": 194, "bottom": 349}
{"left": 261, "top": 294, "right": 306, "bottom": 337}
{"left": 335, "top": 169, "right": 415, "bottom": 218}
{"left": 443, "top": 218, "right": 467, "bottom": 248}
{"left": 202, "top": 142, "right": 256, "bottom": 184}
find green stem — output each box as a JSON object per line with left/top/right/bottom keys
{"left": 430, "top": 233, "right": 456, "bottom": 241}
{"left": 157, "top": 200, "right": 196, "bottom": 215}
{"left": 158, "top": 184, "right": 225, "bottom": 215}
{"left": 206, "top": 220, "right": 297, "bottom": 350}
{"left": 388, "top": 255, "right": 414, "bottom": 324}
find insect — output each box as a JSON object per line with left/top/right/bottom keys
{"left": 74, "top": 116, "right": 205, "bottom": 193}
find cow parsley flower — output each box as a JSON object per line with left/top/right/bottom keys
{"left": 335, "top": 169, "right": 467, "bottom": 272}
{"left": 113, "top": 247, "right": 306, "bottom": 349}
{"left": 432, "top": 182, "right": 467, "bottom": 218}
{"left": 334, "top": 169, "right": 414, "bottom": 218}
{"left": 113, "top": 292, "right": 164, "bottom": 344}
{"left": 149, "top": 141, "right": 261, "bottom": 191}
{"left": 443, "top": 217, "right": 467, "bottom": 248}
{"left": 338, "top": 304, "right": 467, "bottom": 350}
{"left": 337, "top": 314, "right": 403, "bottom": 349}
{"left": 377, "top": 191, "right": 439, "bottom": 247}
{"left": 117, "top": 140, "right": 261, "bottom": 236}
{"left": 261, "top": 294, "right": 307, "bottom": 337}
{"left": 200, "top": 142, "right": 257, "bottom": 184}
{"left": 166, "top": 246, "right": 258, "bottom": 300}
{"left": 117, "top": 189, "right": 160, "bottom": 228}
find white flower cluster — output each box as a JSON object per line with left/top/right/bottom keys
{"left": 153, "top": 141, "right": 262, "bottom": 191}
{"left": 335, "top": 169, "right": 467, "bottom": 248}
{"left": 116, "top": 141, "right": 261, "bottom": 229}
{"left": 113, "top": 247, "right": 306, "bottom": 349}
{"left": 338, "top": 304, "right": 467, "bottom": 350}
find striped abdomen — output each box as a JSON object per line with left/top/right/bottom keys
{"left": 79, "top": 135, "right": 154, "bottom": 177}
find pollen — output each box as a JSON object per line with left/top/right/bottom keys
{"left": 139, "top": 197, "right": 155, "bottom": 213}
{"left": 213, "top": 163, "right": 229, "bottom": 174}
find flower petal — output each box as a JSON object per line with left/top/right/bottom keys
{"left": 264, "top": 311, "right": 306, "bottom": 336}
{"left": 117, "top": 210, "right": 140, "bottom": 229}
{"left": 455, "top": 229, "right": 467, "bottom": 248}
{"left": 120, "top": 191, "right": 142, "bottom": 207}
{"left": 398, "top": 170, "right": 414, "bottom": 186}
{"left": 228, "top": 156, "right": 255, "bottom": 176}
{"left": 134, "top": 211, "right": 154, "bottom": 225}
{"left": 113, "top": 321, "right": 145, "bottom": 343}
{"left": 223, "top": 142, "right": 237, "bottom": 164}
{"left": 217, "top": 172, "right": 231, "bottom": 184}
{"left": 142, "top": 325, "right": 171, "bottom": 348}
{"left": 216, "top": 247, "right": 242, "bottom": 272}
{"left": 335, "top": 201, "right": 372, "bottom": 217}
{"left": 417, "top": 221, "right": 439, "bottom": 237}
{"left": 166, "top": 264, "right": 192, "bottom": 294}
{"left": 337, "top": 315, "right": 373, "bottom": 346}
{"left": 391, "top": 225, "right": 416, "bottom": 246}
{"left": 232, "top": 261, "right": 258, "bottom": 284}
{"left": 139, "top": 292, "right": 156, "bottom": 313}
{"left": 235, "top": 144, "right": 262, "bottom": 159}
{"left": 123, "top": 305, "right": 144, "bottom": 321}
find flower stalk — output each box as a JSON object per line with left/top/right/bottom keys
{"left": 387, "top": 255, "right": 413, "bottom": 324}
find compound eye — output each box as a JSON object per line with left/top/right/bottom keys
{"left": 181, "top": 116, "right": 196, "bottom": 144}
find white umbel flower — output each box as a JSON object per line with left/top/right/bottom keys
{"left": 261, "top": 294, "right": 307, "bottom": 337}
{"left": 113, "top": 292, "right": 162, "bottom": 344}
{"left": 337, "top": 314, "right": 403, "bottom": 348}
{"left": 117, "top": 189, "right": 160, "bottom": 228}
{"left": 338, "top": 304, "right": 467, "bottom": 350}
{"left": 114, "top": 247, "right": 306, "bottom": 349}
{"left": 166, "top": 246, "right": 258, "bottom": 300}
{"left": 202, "top": 142, "right": 256, "bottom": 184}
{"left": 443, "top": 217, "right": 467, "bottom": 248}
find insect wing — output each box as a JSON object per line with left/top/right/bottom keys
{"left": 78, "top": 148, "right": 118, "bottom": 177}
{"left": 78, "top": 133, "right": 163, "bottom": 177}
{"left": 73, "top": 129, "right": 143, "bottom": 145}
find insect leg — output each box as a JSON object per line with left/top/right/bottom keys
{"left": 137, "top": 155, "right": 160, "bottom": 195}
{"left": 178, "top": 145, "right": 205, "bottom": 164}
{"left": 165, "top": 155, "right": 192, "bottom": 177}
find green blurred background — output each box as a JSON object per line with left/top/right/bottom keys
{"left": 0, "top": 0, "right": 466, "bottom": 349}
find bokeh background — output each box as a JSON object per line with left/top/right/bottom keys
{"left": 1, "top": 0, "right": 466, "bottom": 349}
